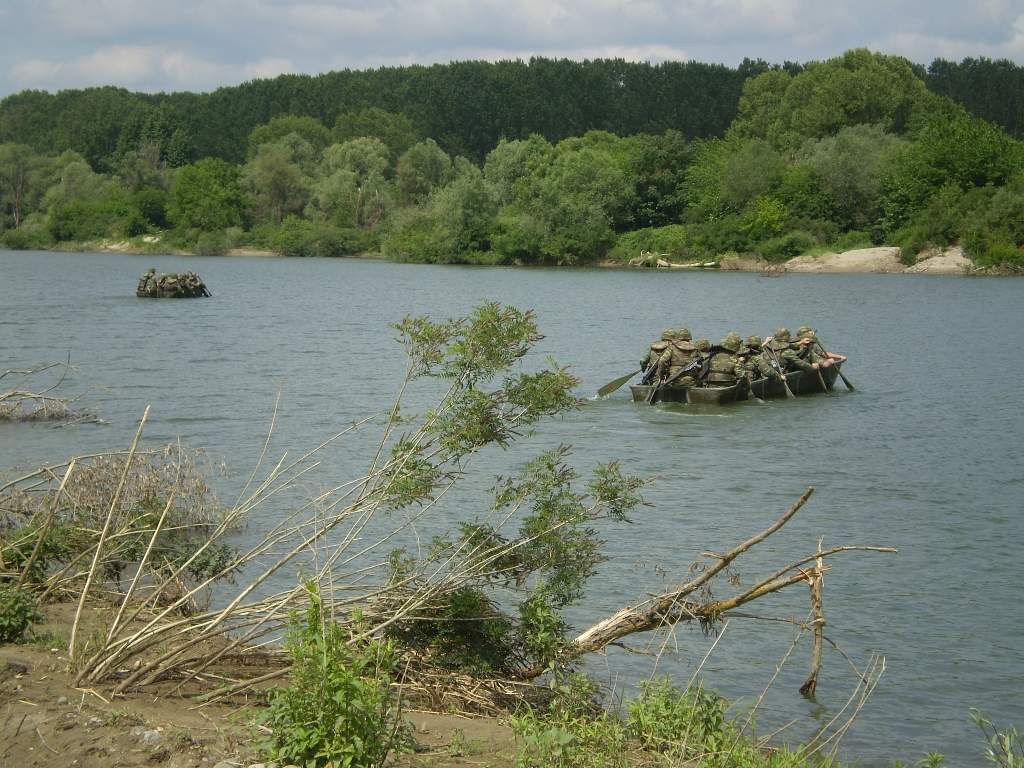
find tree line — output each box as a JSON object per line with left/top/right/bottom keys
{"left": 2, "top": 55, "right": 1022, "bottom": 174}
{"left": 1, "top": 50, "right": 1023, "bottom": 267}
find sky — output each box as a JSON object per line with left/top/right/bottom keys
{"left": 1, "top": 0, "right": 1022, "bottom": 97}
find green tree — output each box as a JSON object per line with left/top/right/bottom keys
{"left": 170, "top": 158, "right": 248, "bottom": 231}
{"left": 624, "top": 130, "right": 695, "bottom": 228}
{"left": 720, "top": 139, "right": 786, "bottom": 209}
{"left": 797, "top": 124, "right": 903, "bottom": 230}
{"left": 244, "top": 142, "right": 311, "bottom": 224}
{"left": 395, "top": 139, "right": 454, "bottom": 206}
{"left": 0, "top": 143, "right": 47, "bottom": 228}
{"left": 247, "top": 116, "right": 332, "bottom": 159}
{"left": 333, "top": 108, "right": 418, "bottom": 165}
{"left": 731, "top": 49, "right": 931, "bottom": 150}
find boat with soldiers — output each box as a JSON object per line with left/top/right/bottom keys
{"left": 609, "top": 326, "right": 851, "bottom": 405}
{"left": 136, "top": 268, "right": 211, "bottom": 298}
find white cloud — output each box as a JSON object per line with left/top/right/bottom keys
{"left": 7, "top": 45, "right": 295, "bottom": 92}
{"left": 1, "top": 0, "right": 1022, "bottom": 96}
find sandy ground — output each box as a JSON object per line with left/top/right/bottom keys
{"left": 903, "top": 246, "right": 973, "bottom": 273}
{"left": 0, "top": 602, "right": 515, "bottom": 768}
{"left": 786, "top": 246, "right": 973, "bottom": 274}
{"left": 785, "top": 247, "right": 905, "bottom": 273}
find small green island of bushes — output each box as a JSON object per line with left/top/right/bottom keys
{"left": 2, "top": 49, "right": 1023, "bottom": 269}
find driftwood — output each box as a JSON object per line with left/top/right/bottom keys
{"left": 518, "top": 488, "right": 895, "bottom": 680}
{"left": 0, "top": 362, "right": 109, "bottom": 423}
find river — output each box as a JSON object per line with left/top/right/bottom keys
{"left": 1, "top": 250, "right": 1022, "bottom": 765}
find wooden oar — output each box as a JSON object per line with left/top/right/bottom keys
{"left": 597, "top": 369, "right": 641, "bottom": 397}
{"left": 766, "top": 345, "right": 796, "bottom": 399}
{"left": 815, "top": 367, "right": 829, "bottom": 392}
{"left": 816, "top": 341, "right": 855, "bottom": 391}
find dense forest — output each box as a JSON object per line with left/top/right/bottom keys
{"left": 1, "top": 50, "right": 1023, "bottom": 266}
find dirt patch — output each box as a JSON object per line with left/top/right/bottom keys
{"left": 719, "top": 256, "right": 769, "bottom": 271}
{"left": 0, "top": 642, "right": 260, "bottom": 768}
{"left": 904, "top": 246, "right": 973, "bottom": 274}
{"left": 785, "top": 247, "right": 904, "bottom": 273}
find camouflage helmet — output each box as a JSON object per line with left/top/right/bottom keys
{"left": 796, "top": 326, "right": 813, "bottom": 340}
{"left": 726, "top": 331, "right": 741, "bottom": 341}
{"left": 746, "top": 334, "right": 762, "bottom": 347}
{"left": 695, "top": 338, "right": 710, "bottom": 352}
{"left": 775, "top": 328, "right": 792, "bottom": 343}
{"left": 677, "top": 328, "right": 692, "bottom": 341}
{"left": 804, "top": 331, "right": 819, "bottom": 344}
{"left": 720, "top": 336, "right": 740, "bottom": 353}
{"left": 660, "top": 328, "right": 677, "bottom": 341}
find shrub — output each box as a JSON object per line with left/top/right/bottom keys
{"left": 270, "top": 217, "right": 361, "bottom": 257}
{"left": 0, "top": 587, "right": 42, "bottom": 643}
{"left": 1, "top": 227, "right": 51, "bottom": 250}
{"left": 512, "top": 681, "right": 627, "bottom": 768}
{"left": 257, "top": 583, "right": 404, "bottom": 768}
{"left": 755, "top": 231, "right": 817, "bottom": 261}
{"left": 134, "top": 188, "right": 169, "bottom": 228}
{"left": 194, "top": 231, "right": 227, "bottom": 256}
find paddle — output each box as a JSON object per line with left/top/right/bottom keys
{"left": 815, "top": 341, "right": 855, "bottom": 391}
{"left": 597, "top": 369, "right": 641, "bottom": 397}
{"left": 765, "top": 343, "right": 796, "bottom": 399}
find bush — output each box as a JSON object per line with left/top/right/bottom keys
{"left": 0, "top": 587, "right": 42, "bottom": 643}
{"left": 48, "top": 199, "right": 119, "bottom": 242}
{"left": 134, "top": 188, "right": 169, "bottom": 228}
{"left": 194, "top": 231, "right": 228, "bottom": 255}
{"left": 270, "top": 218, "right": 361, "bottom": 257}
{"left": 756, "top": 231, "right": 817, "bottom": 261}
{"left": 512, "top": 682, "right": 627, "bottom": 768}
{"left": 1, "top": 227, "right": 51, "bottom": 250}
{"left": 257, "top": 583, "right": 404, "bottom": 768}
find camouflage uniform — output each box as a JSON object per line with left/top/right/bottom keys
{"left": 738, "top": 334, "right": 782, "bottom": 381}
{"left": 796, "top": 326, "right": 827, "bottom": 365}
{"left": 136, "top": 268, "right": 157, "bottom": 297}
{"left": 770, "top": 328, "right": 814, "bottom": 373}
{"left": 706, "top": 336, "right": 750, "bottom": 388}
{"left": 641, "top": 329, "right": 675, "bottom": 372}
{"left": 656, "top": 337, "right": 701, "bottom": 388}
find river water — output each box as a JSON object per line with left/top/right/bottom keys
{"left": 2, "top": 250, "right": 1022, "bottom": 765}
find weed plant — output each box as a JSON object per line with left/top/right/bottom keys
{"left": 256, "top": 582, "right": 406, "bottom": 768}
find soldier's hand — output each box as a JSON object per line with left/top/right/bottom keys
{"left": 764, "top": 336, "right": 772, "bottom": 343}
{"left": 781, "top": 374, "right": 787, "bottom": 381}
{"left": 811, "top": 362, "right": 820, "bottom": 370}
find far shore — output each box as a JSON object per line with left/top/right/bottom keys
{"left": 6, "top": 241, "right": 1020, "bottom": 275}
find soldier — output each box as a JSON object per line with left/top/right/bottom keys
{"left": 738, "top": 335, "right": 784, "bottom": 382}
{"left": 136, "top": 268, "right": 157, "bottom": 297}
{"left": 640, "top": 330, "right": 676, "bottom": 380}
{"left": 798, "top": 328, "right": 844, "bottom": 366}
{"left": 706, "top": 335, "right": 750, "bottom": 388}
{"left": 768, "top": 328, "right": 818, "bottom": 374}
{"left": 796, "top": 326, "right": 833, "bottom": 369}
{"left": 656, "top": 331, "right": 702, "bottom": 389}
{"left": 677, "top": 328, "right": 692, "bottom": 342}
{"left": 694, "top": 338, "right": 710, "bottom": 354}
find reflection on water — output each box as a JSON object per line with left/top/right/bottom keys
{"left": 2, "top": 251, "right": 1023, "bottom": 766}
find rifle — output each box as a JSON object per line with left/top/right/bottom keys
{"left": 647, "top": 357, "right": 703, "bottom": 403}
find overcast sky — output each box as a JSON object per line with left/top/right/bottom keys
{"left": 1, "top": 0, "right": 1022, "bottom": 97}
